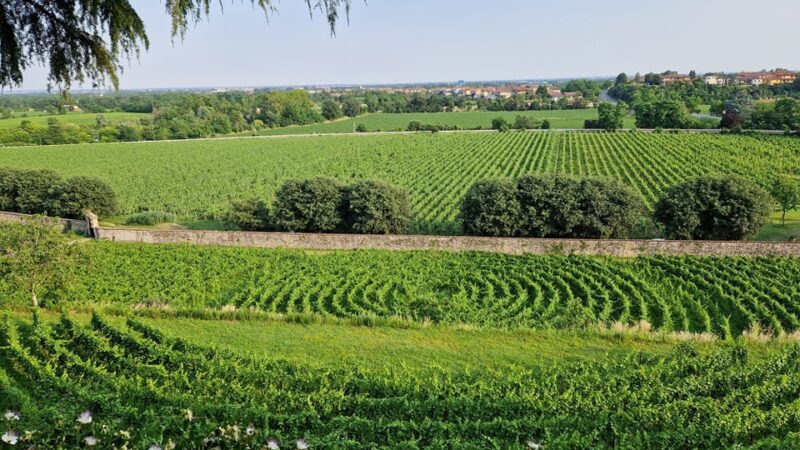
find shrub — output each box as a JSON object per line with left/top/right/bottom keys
{"left": 654, "top": 176, "right": 772, "bottom": 240}
{"left": 571, "top": 178, "right": 646, "bottom": 238}
{"left": 125, "top": 211, "right": 177, "bottom": 226}
{"left": 48, "top": 176, "right": 118, "bottom": 219}
{"left": 355, "top": 123, "right": 368, "bottom": 133}
{"left": 0, "top": 167, "right": 22, "bottom": 211}
{"left": 460, "top": 179, "right": 522, "bottom": 237}
{"left": 512, "top": 115, "right": 542, "bottom": 130}
{"left": 517, "top": 175, "right": 580, "bottom": 237}
{"left": 272, "top": 177, "right": 345, "bottom": 232}
{"left": 491, "top": 117, "right": 510, "bottom": 132}
{"left": 343, "top": 180, "right": 411, "bottom": 234}
{"left": 516, "top": 175, "right": 644, "bottom": 239}
{"left": 226, "top": 198, "right": 271, "bottom": 231}
{"left": 541, "top": 119, "right": 551, "bottom": 130}
{"left": 12, "top": 169, "right": 63, "bottom": 214}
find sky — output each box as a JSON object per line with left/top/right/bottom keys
{"left": 17, "top": 0, "right": 800, "bottom": 90}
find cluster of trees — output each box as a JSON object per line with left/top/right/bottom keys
{"left": 463, "top": 174, "right": 792, "bottom": 241}
{"left": 227, "top": 178, "right": 411, "bottom": 235}
{"left": 406, "top": 121, "right": 462, "bottom": 132}
{"left": 584, "top": 103, "right": 628, "bottom": 131}
{"left": 491, "top": 116, "right": 551, "bottom": 132}
{"left": 0, "top": 168, "right": 118, "bottom": 219}
{"left": 654, "top": 177, "right": 773, "bottom": 240}
{"left": 610, "top": 72, "right": 800, "bottom": 131}
{"left": 719, "top": 94, "right": 800, "bottom": 131}
{"left": 460, "top": 175, "right": 646, "bottom": 239}
{"left": 0, "top": 90, "right": 325, "bottom": 146}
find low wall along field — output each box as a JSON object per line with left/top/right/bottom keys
{"left": 98, "top": 227, "right": 800, "bottom": 258}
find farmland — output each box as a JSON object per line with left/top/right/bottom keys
{"left": 3, "top": 241, "right": 797, "bottom": 338}
{"left": 2, "top": 311, "right": 799, "bottom": 449}
{"left": 259, "top": 109, "right": 634, "bottom": 134}
{"left": 0, "top": 111, "right": 148, "bottom": 129}
{"left": 0, "top": 131, "right": 798, "bottom": 233}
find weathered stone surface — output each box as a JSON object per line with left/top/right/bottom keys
{"left": 98, "top": 228, "right": 800, "bottom": 258}
{"left": 0, "top": 211, "right": 90, "bottom": 234}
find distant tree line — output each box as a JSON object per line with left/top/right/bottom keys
{"left": 608, "top": 73, "right": 800, "bottom": 131}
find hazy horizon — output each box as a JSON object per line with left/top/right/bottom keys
{"left": 14, "top": 0, "right": 800, "bottom": 91}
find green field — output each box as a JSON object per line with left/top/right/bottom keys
{"left": 2, "top": 310, "right": 798, "bottom": 449}
{"left": 7, "top": 240, "right": 797, "bottom": 338}
{"left": 260, "top": 109, "right": 633, "bottom": 134}
{"left": 0, "top": 131, "right": 798, "bottom": 233}
{"left": 0, "top": 111, "right": 148, "bottom": 129}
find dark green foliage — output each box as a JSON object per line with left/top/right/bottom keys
{"left": 597, "top": 102, "right": 627, "bottom": 131}
{"left": 48, "top": 176, "right": 118, "bottom": 218}
{"left": 511, "top": 115, "right": 542, "bottom": 130}
{"left": 355, "top": 123, "right": 368, "bottom": 132}
{"left": 460, "top": 179, "right": 522, "bottom": 237}
{"left": 342, "top": 180, "right": 411, "bottom": 234}
{"left": 0, "top": 167, "right": 20, "bottom": 210}
{"left": 125, "top": 211, "right": 177, "bottom": 226}
{"left": 491, "top": 117, "right": 510, "bottom": 132}
{"left": 635, "top": 99, "right": 694, "bottom": 129}
{"left": 541, "top": 119, "right": 551, "bottom": 129}
{"left": 321, "top": 99, "right": 343, "bottom": 121}
{"left": 272, "top": 178, "right": 345, "bottom": 232}
{"left": 226, "top": 198, "right": 271, "bottom": 231}
{"left": 654, "top": 176, "right": 772, "bottom": 240}
{"left": 517, "top": 175, "right": 644, "bottom": 238}
{"left": 11, "top": 169, "right": 62, "bottom": 215}
{"left": 406, "top": 121, "right": 461, "bottom": 132}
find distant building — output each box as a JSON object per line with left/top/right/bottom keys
{"left": 703, "top": 74, "right": 728, "bottom": 86}
{"left": 734, "top": 69, "right": 795, "bottom": 86}
{"left": 661, "top": 71, "right": 692, "bottom": 84}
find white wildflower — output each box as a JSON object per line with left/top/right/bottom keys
{"left": 296, "top": 438, "right": 309, "bottom": 449}
{"left": 84, "top": 435, "right": 98, "bottom": 446}
{"left": 245, "top": 425, "right": 256, "bottom": 436}
{"left": 77, "top": 410, "right": 93, "bottom": 425}
{"left": 147, "top": 445, "right": 163, "bottom": 450}
{"left": 527, "top": 441, "right": 542, "bottom": 449}
{"left": 267, "top": 438, "right": 280, "bottom": 449}
{"left": 1, "top": 430, "right": 19, "bottom": 445}
{"left": 3, "top": 411, "right": 20, "bottom": 421}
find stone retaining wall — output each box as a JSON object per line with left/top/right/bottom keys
{"left": 98, "top": 227, "right": 800, "bottom": 258}
{"left": 0, "top": 211, "right": 90, "bottom": 234}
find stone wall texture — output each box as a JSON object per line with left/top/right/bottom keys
{"left": 98, "top": 228, "right": 800, "bottom": 258}
{"left": 0, "top": 211, "right": 89, "bottom": 234}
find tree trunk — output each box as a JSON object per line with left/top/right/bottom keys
{"left": 782, "top": 209, "right": 787, "bottom": 226}
{"left": 31, "top": 288, "right": 38, "bottom": 308}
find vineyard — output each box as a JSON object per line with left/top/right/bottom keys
{"left": 0, "top": 132, "right": 798, "bottom": 232}
{"left": 0, "top": 312, "right": 798, "bottom": 449}
{"left": 11, "top": 242, "right": 795, "bottom": 338}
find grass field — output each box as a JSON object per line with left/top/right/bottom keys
{"left": 0, "top": 111, "right": 148, "bottom": 129}
{"left": 756, "top": 210, "right": 800, "bottom": 241}
{"left": 0, "top": 131, "right": 798, "bottom": 233}
{"left": 259, "top": 109, "right": 635, "bottom": 134}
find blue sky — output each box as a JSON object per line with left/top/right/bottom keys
{"left": 19, "top": 0, "right": 800, "bottom": 89}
